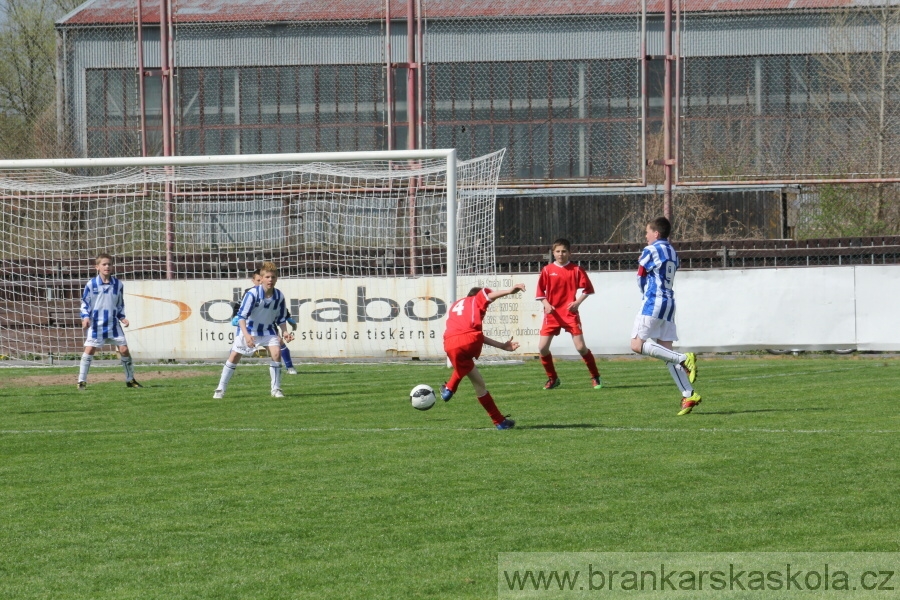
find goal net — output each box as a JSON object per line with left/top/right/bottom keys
{"left": 0, "top": 149, "right": 513, "bottom": 362}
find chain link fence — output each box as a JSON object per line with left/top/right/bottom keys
{"left": 679, "top": 3, "right": 900, "bottom": 184}
{"left": 423, "top": 8, "right": 643, "bottom": 184}
{"left": 3, "top": 0, "right": 897, "bottom": 241}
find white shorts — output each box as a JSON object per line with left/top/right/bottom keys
{"left": 631, "top": 314, "right": 678, "bottom": 342}
{"left": 232, "top": 332, "right": 282, "bottom": 356}
{"left": 85, "top": 335, "right": 128, "bottom": 348}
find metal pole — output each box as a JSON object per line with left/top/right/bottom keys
{"left": 385, "top": 0, "right": 394, "bottom": 150}
{"left": 640, "top": 0, "right": 647, "bottom": 187}
{"left": 159, "top": 0, "right": 171, "bottom": 158}
{"left": 55, "top": 30, "right": 66, "bottom": 154}
{"left": 445, "top": 149, "right": 457, "bottom": 308}
{"left": 406, "top": 0, "right": 417, "bottom": 151}
{"left": 663, "top": 0, "right": 673, "bottom": 222}
{"left": 159, "top": 0, "right": 174, "bottom": 278}
{"left": 416, "top": 0, "right": 424, "bottom": 150}
{"left": 137, "top": 0, "right": 148, "bottom": 157}
{"left": 674, "top": 0, "right": 681, "bottom": 185}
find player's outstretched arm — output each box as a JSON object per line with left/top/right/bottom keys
{"left": 487, "top": 283, "right": 526, "bottom": 302}
{"left": 484, "top": 336, "right": 519, "bottom": 352}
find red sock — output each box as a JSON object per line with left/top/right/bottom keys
{"left": 582, "top": 350, "right": 600, "bottom": 379}
{"left": 446, "top": 371, "right": 462, "bottom": 392}
{"left": 540, "top": 353, "right": 557, "bottom": 379}
{"left": 477, "top": 392, "right": 505, "bottom": 425}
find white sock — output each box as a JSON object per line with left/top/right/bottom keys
{"left": 121, "top": 356, "right": 134, "bottom": 381}
{"left": 78, "top": 353, "right": 93, "bottom": 382}
{"left": 218, "top": 361, "right": 237, "bottom": 391}
{"left": 270, "top": 361, "right": 282, "bottom": 391}
{"left": 667, "top": 363, "right": 694, "bottom": 397}
{"left": 642, "top": 340, "right": 686, "bottom": 364}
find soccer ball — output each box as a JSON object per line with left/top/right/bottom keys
{"left": 410, "top": 384, "right": 437, "bottom": 411}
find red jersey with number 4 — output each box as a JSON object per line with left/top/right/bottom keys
{"left": 443, "top": 288, "right": 493, "bottom": 351}
{"left": 536, "top": 262, "right": 594, "bottom": 309}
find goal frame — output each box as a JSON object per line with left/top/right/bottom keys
{"left": 0, "top": 148, "right": 461, "bottom": 311}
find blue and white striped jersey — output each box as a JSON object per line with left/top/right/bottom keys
{"left": 236, "top": 285, "right": 288, "bottom": 336}
{"left": 80, "top": 275, "right": 126, "bottom": 339}
{"left": 637, "top": 239, "right": 679, "bottom": 321}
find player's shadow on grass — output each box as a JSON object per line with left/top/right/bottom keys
{"left": 518, "top": 423, "right": 603, "bottom": 430}
{"left": 18, "top": 407, "right": 97, "bottom": 415}
{"left": 700, "top": 407, "right": 826, "bottom": 415}
{"left": 601, "top": 382, "right": 672, "bottom": 390}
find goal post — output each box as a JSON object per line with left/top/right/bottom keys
{"left": 0, "top": 149, "right": 513, "bottom": 362}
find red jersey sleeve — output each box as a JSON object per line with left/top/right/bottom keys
{"left": 576, "top": 266, "right": 595, "bottom": 295}
{"left": 535, "top": 266, "right": 550, "bottom": 300}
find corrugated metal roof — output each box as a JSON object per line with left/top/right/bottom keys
{"left": 59, "top": 0, "right": 876, "bottom": 27}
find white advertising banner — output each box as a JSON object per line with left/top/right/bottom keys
{"left": 123, "top": 265, "right": 893, "bottom": 360}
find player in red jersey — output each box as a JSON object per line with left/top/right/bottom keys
{"left": 439, "top": 283, "right": 526, "bottom": 430}
{"left": 536, "top": 238, "right": 602, "bottom": 390}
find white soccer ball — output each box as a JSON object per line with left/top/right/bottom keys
{"left": 410, "top": 384, "right": 437, "bottom": 411}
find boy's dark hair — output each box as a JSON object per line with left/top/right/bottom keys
{"left": 551, "top": 238, "right": 571, "bottom": 251}
{"left": 95, "top": 253, "right": 112, "bottom": 264}
{"left": 467, "top": 287, "right": 483, "bottom": 297}
{"left": 648, "top": 217, "right": 671, "bottom": 239}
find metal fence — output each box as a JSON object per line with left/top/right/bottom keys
{"left": 2, "top": 1, "right": 900, "bottom": 241}
{"left": 679, "top": 3, "right": 900, "bottom": 184}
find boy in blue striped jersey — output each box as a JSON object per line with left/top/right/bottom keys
{"left": 77, "top": 254, "right": 141, "bottom": 389}
{"left": 232, "top": 269, "right": 298, "bottom": 373}
{"left": 214, "top": 261, "right": 294, "bottom": 399}
{"left": 629, "top": 217, "right": 701, "bottom": 415}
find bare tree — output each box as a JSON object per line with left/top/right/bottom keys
{"left": 0, "top": 0, "right": 81, "bottom": 158}
{"left": 817, "top": 3, "right": 900, "bottom": 223}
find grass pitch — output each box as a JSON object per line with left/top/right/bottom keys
{"left": 1, "top": 355, "right": 898, "bottom": 598}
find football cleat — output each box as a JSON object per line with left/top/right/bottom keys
{"left": 543, "top": 377, "right": 561, "bottom": 390}
{"left": 496, "top": 417, "right": 516, "bottom": 430}
{"left": 271, "top": 388, "right": 285, "bottom": 398}
{"left": 213, "top": 389, "right": 225, "bottom": 399}
{"left": 591, "top": 376, "right": 603, "bottom": 389}
{"left": 440, "top": 384, "right": 454, "bottom": 402}
{"left": 126, "top": 379, "right": 143, "bottom": 388}
{"left": 286, "top": 368, "right": 298, "bottom": 375}
{"left": 682, "top": 352, "right": 697, "bottom": 384}
{"left": 76, "top": 381, "right": 86, "bottom": 390}
{"left": 677, "top": 392, "right": 702, "bottom": 416}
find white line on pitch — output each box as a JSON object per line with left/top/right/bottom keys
{"left": 1, "top": 426, "right": 897, "bottom": 435}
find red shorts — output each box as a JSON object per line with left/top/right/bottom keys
{"left": 445, "top": 340, "right": 483, "bottom": 376}
{"left": 541, "top": 310, "right": 583, "bottom": 337}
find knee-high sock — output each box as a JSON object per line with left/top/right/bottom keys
{"left": 540, "top": 353, "right": 557, "bottom": 378}
{"left": 667, "top": 363, "right": 693, "bottom": 397}
{"left": 280, "top": 343, "right": 294, "bottom": 369}
{"left": 121, "top": 356, "right": 134, "bottom": 381}
{"left": 641, "top": 340, "right": 686, "bottom": 364}
{"left": 78, "top": 353, "right": 93, "bottom": 382}
{"left": 270, "top": 361, "right": 282, "bottom": 391}
{"left": 217, "top": 361, "right": 237, "bottom": 391}
{"left": 477, "top": 391, "right": 505, "bottom": 425}
{"left": 581, "top": 350, "right": 600, "bottom": 378}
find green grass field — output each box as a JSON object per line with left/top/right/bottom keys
{"left": 1, "top": 355, "right": 898, "bottom": 599}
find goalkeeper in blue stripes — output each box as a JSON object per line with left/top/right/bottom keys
{"left": 77, "top": 253, "right": 142, "bottom": 389}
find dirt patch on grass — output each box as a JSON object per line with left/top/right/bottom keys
{"left": 0, "top": 369, "right": 211, "bottom": 388}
